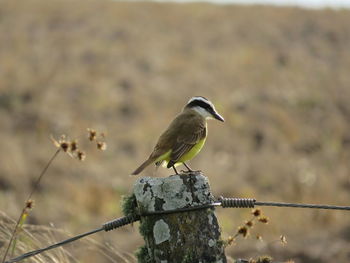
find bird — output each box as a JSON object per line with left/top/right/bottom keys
{"left": 131, "top": 96, "right": 224, "bottom": 175}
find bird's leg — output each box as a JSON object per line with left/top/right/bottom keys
{"left": 182, "top": 162, "right": 194, "bottom": 173}
{"left": 172, "top": 165, "right": 179, "bottom": 175}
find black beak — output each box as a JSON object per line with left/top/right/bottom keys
{"left": 213, "top": 111, "right": 225, "bottom": 122}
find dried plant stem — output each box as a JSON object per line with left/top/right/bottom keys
{"left": 1, "top": 149, "right": 61, "bottom": 263}
{"left": 28, "top": 149, "right": 61, "bottom": 200}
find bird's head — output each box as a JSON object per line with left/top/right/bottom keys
{"left": 185, "top": 96, "right": 224, "bottom": 122}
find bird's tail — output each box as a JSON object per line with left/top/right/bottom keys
{"left": 131, "top": 158, "right": 154, "bottom": 175}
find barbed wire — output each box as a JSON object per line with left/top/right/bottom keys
{"left": 5, "top": 197, "right": 350, "bottom": 263}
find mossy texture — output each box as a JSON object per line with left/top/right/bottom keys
{"left": 136, "top": 245, "right": 153, "bottom": 263}
{"left": 121, "top": 194, "right": 138, "bottom": 216}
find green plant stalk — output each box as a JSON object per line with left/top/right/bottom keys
{"left": 10, "top": 211, "right": 28, "bottom": 257}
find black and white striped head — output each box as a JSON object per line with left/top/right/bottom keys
{"left": 185, "top": 96, "right": 224, "bottom": 122}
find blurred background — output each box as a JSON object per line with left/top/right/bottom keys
{"left": 1, "top": 0, "right": 350, "bottom": 262}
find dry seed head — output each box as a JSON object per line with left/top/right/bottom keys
{"left": 245, "top": 220, "right": 254, "bottom": 228}
{"left": 280, "top": 235, "right": 287, "bottom": 245}
{"left": 59, "top": 135, "right": 68, "bottom": 149}
{"left": 88, "top": 128, "right": 97, "bottom": 141}
{"left": 248, "top": 259, "right": 257, "bottom": 263}
{"left": 70, "top": 140, "right": 78, "bottom": 152}
{"left": 97, "top": 141, "right": 107, "bottom": 151}
{"left": 77, "top": 150, "right": 86, "bottom": 161}
{"left": 258, "top": 216, "right": 269, "bottom": 224}
{"left": 237, "top": 226, "right": 248, "bottom": 238}
{"left": 256, "top": 234, "right": 263, "bottom": 241}
{"left": 51, "top": 135, "right": 72, "bottom": 152}
{"left": 252, "top": 209, "right": 261, "bottom": 217}
{"left": 60, "top": 142, "right": 69, "bottom": 152}
{"left": 25, "top": 200, "right": 34, "bottom": 209}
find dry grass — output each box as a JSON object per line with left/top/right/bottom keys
{"left": 1, "top": 0, "right": 350, "bottom": 262}
{"left": 0, "top": 211, "right": 135, "bottom": 263}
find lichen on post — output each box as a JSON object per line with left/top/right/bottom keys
{"left": 133, "top": 171, "right": 226, "bottom": 263}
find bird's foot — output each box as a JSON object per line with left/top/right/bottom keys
{"left": 181, "top": 169, "right": 201, "bottom": 174}
{"left": 182, "top": 162, "right": 201, "bottom": 174}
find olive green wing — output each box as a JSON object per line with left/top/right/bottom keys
{"left": 167, "top": 122, "right": 206, "bottom": 168}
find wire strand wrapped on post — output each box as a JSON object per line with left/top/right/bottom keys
{"left": 218, "top": 197, "right": 256, "bottom": 208}
{"left": 103, "top": 214, "right": 140, "bottom": 232}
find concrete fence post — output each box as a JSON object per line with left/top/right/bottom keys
{"left": 133, "top": 171, "right": 226, "bottom": 263}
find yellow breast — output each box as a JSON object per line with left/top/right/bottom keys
{"left": 155, "top": 137, "right": 207, "bottom": 167}
{"left": 177, "top": 137, "right": 206, "bottom": 163}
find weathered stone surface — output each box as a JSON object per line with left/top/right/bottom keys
{"left": 133, "top": 171, "right": 226, "bottom": 263}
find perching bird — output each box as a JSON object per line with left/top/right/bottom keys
{"left": 131, "top": 96, "right": 224, "bottom": 175}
